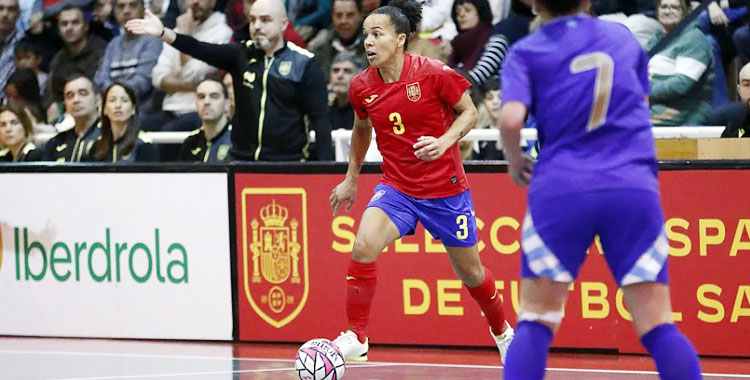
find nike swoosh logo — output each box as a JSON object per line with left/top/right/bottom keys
{"left": 56, "top": 144, "right": 67, "bottom": 152}
{"left": 346, "top": 276, "right": 357, "bottom": 280}
{"left": 364, "top": 95, "right": 378, "bottom": 104}
{"left": 191, "top": 147, "right": 201, "bottom": 155}
{"left": 249, "top": 58, "right": 257, "bottom": 64}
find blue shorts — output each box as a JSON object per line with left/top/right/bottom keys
{"left": 521, "top": 189, "right": 669, "bottom": 286}
{"left": 366, "top": 184, "right": 478, "bottom": 248}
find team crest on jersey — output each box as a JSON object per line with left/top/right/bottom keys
{"left": 406, "top": 82, "right": 421, "bottom": 102}
{"left": 243, "top": 71, "right": 256, "bottom": 88}
{"left": 242, "top": 189, "right": 309, "bottom": 328}
{"left": 217, "top": 144, "right": 230, "bottom": 161}
{"left": 279, "top": 61, "right": 292, "bottom": 76}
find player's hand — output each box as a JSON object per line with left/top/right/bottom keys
{"left": 413, "top": 136, "right": 448, "bottom": 161}
{"left": 330, "top": 179, "right": 357, "bottom": 216}
{"left": 708, "top": 1, "right": 730, "bottom": 25}
{"left": 509, "top": 155, "right": 534, "bottom": 186}
{"left": 124, "top": 9, "right": 165, "bottom": 37}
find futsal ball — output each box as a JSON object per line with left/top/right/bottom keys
{"left": 295, "top": 338, "right": 346, "bottom": 380}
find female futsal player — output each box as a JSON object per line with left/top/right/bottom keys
{"left": 329, "top": 0, "right": 514, "bottom": 363}
{"left": 499, "top": 0, "right": 702, "bottom": 378}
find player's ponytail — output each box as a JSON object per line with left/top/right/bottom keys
{"left": 371, "top": 0, "right": 422, "bottom": 46}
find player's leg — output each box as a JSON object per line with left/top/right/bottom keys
{"left": 504, "top": 277, "right": 570, "bottom": 380}
{"left": 504, "top": 196, "right": 596, "bottom": 379}
{"left": 624, "top": 282, "right": 701, "bottom": 380}
{"left": 444, "top": 243, "right": 515, "bottom": 362}
{"left": 334, "top": 184, "right": 416, "bottom": 361}
{"left": 418, "top": 190, "right": 512, "bottom": 361}
{"left": 599, "top": 189, "right": 702, "bottom": 380}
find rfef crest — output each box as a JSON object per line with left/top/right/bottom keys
{"left": 242, "top": 188, "right": 308, "bottom": 328}
{"left": 406, "top": 82, "right": 421, "bottom": 102}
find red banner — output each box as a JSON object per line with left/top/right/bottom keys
{"left": 235, "top": 170, "right": 750, "bottom": 356}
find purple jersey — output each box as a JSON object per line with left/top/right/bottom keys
{"left": 501, "top": 15, "right": 658, "bottom": 198}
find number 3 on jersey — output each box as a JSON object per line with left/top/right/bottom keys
{"left": 389, "top": 112, "right": 405, "bottom": 135}
{"left": 570, "top": 52, "right": 614, "bottom": 132}
{"left": 456, "top": 214, "right": 468, "bottom": 240}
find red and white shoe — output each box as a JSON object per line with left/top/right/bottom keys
{"left": 332, "top": 330, "right": 369, "bottom": 362}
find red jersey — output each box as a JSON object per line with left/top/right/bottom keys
{"left": 349, "top": 54, "right": 471, "bottom": 199}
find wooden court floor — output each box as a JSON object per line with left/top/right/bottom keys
{"left": 1, "top": 337, "right": 748, "bottom": 379}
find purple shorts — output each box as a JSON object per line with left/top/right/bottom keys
{"left": 521, "top": 189, "right": 669, "bottom": 286}
{"left": 366, "top": 184, "right": 478, "bottom": 248}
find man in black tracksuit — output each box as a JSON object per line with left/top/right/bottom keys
{"left": 178, "top": 79, "right": 234, "bottom": 162}
{"left": 126, "top": 0, "right": 333, "bottom": 161}
{"left": 43, "top": 75, "right": 102, "bottom": 162}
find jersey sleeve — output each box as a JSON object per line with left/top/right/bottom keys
{"left": 438, "top": 65, "right": 471, "bottom": 106}
{"left": 348, "top": 76, "right": 368, "bottom": 120}
{"left": 500, "top": 48, "right": 532, "bottom": 107}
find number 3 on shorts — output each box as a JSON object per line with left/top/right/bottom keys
{"left": 456, "top": 214, "right": 469, "bottom": 240}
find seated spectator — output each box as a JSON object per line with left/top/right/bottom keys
{"left": 145, "top": 0, "right": 232, "bottom": 132}
{"left": 309, "top": 0, "right": 366, "bottom": 79}
{"left": 720, "top": 62, "right": 750, "bottom": 137}
{"left": 14, "top": 38, "right": 48, "bottom": 93}
{"left": 17, "top": 11, "right": 61, "bottom": 73}
{"left": 474, "top": 76, "right": 502, "bottom": 160}
{"left": 44, "top": 6, "right": 108, "bottom": 124}
{"left": 5, "top": 69, "right": 45, "bottom": 127}
{"left": 178, "top": 79, "right": 232, "bottom": 162}
{"left": 95, "top": 0, "right": 163, "bottom": 107}
{"left": 647, "top": 0, "right": 714, "bottom": 126}
{"left": 43, "top": 74, "right": 102, "bottom": 162}
{"left": 696, "top": 1, "right": 748, "bottom": 106}
{"left": 0, "top": 103, "right": 42, "bottom": 162}
{"left": 0, "top": 0, "right": 23, "bottom": 104}
{"left": 91, "top": 0, "right": 120, "bottom": 41}
{"left": 328, "top": 51, "right": 364, "bottom": 130}
{"left": 448, "top": 0, "right": 492, "bottom": 71}
{"left": 287, "top": 0, "right": 332, "bottom": 41}
{"left": 86, "top": 82, "right": 159, "bottom": 162}
{"left": 233, "top": 0, "right": 307, "bottom": 47}
{"left": 465, "top": 0, "right": 531, "bottom": 88}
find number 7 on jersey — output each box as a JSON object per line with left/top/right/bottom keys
{"left": 570, "top": 52, "right": 614, "bottom": 132}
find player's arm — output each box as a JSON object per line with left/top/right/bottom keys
{"left": 500, "top": 101, "right": 533, "bottom": 186}
{"left": 346, "top": 114, "right": 373, "bottom": 181}
{"left": 414, "top": 91, "right": 477, "bottom": 161}
{"left": 330, "top": 115, "right": 372, "bottom": 215}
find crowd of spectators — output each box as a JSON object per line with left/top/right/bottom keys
{"left": 0, "top": 0, "right": 748, "bottom": 163}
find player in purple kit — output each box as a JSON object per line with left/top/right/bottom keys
{"left": 499, "top": 1, "right": 702, "bottom": 379}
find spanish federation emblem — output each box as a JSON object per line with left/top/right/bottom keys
{"left": 406, "top": 82, "right": 421, "bottom": 102}
{"left": 242, "top": 188, "right": 308, "bottom": 328}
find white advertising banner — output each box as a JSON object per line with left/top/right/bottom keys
{"left": 0, "top": 173, "right": 233, "bottom": 340}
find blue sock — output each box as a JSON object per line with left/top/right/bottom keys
{"left": 641, "top": 323, "right": 702, "bottom": 380}
{"left": 503, "top": 321, "right": 553, "bottom": 380}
